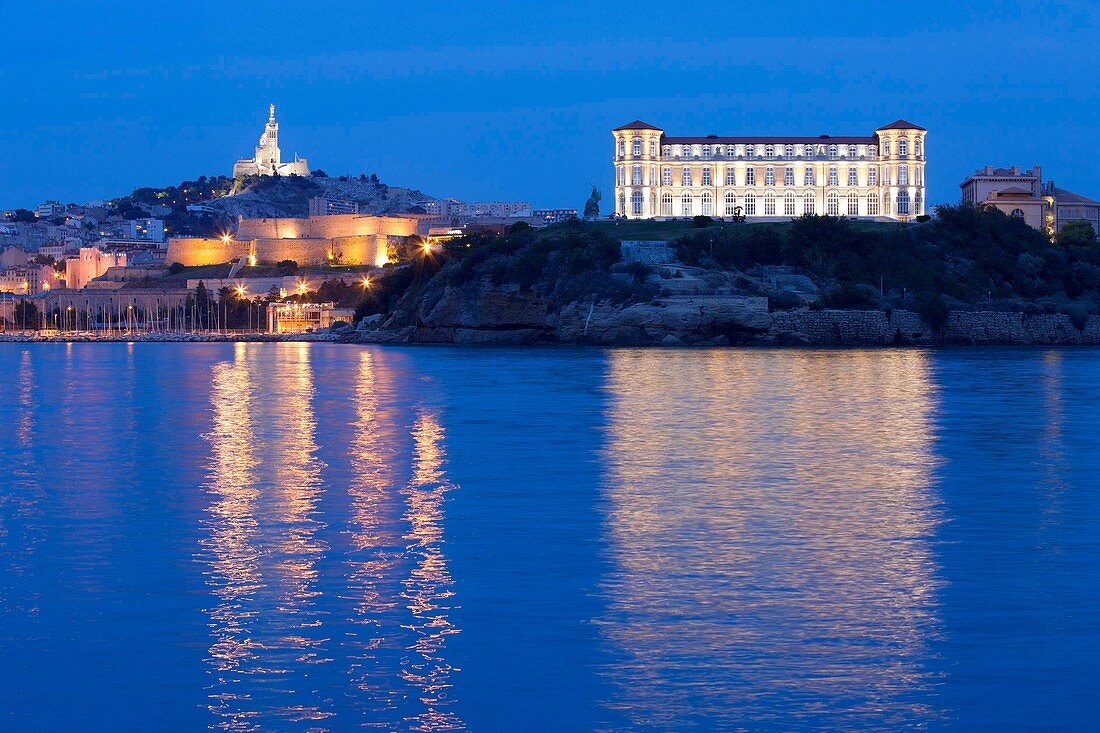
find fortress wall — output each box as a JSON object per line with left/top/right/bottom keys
{"left": 236, "top": 214, "right": 417, "bottom": 241}
{"left": 166, "top": 238, "right": 248, "bottom": 267}
{"left": 328, "top": 235, "right": 389, "bottom": 266}
{"left": 252, "top": 238, "right": 331, "bottom": 266}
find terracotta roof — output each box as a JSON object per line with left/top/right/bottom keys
{"left": 994, "top": 186, "right": 1035, "bottom": 196}
{"left": 663, "top": 135, "right": 876, "bottom": 145}
{"left": 613, "top": 120, "right": 663, "bottom": 131}
{"left": 876, "top": 119, "right": 926, "bottom": 131}
{"left": 1053, "top": 187, "right": 1100, "bottom": 206}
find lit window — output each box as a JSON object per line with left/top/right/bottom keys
{"left": 897, "top": 190, "right": 910, "bottom": 215}
{"left": 702, "top": 167, "right": 712, "bottom": 186}
{"left": 746, "top": 145, "right": 756, "bottom": 158}
{"left": 632, "top": 137, "right": 642, "bottom": 156}
{"left": 632, "top": 165, "right": 643, "bottom": 186}
{"left": 828, "top": 167, "right": 838, "bottom": 186}
{"left": 804, "top": 144, "right": 815, "bottom": 159}
{"left": 663, "top": 167, "right": 672, "bottom": 185}
{"left": 765, "top": 167, "right": 775, "bottom": 186}
{"left": 784, "top": 144, "right": 794, "bottom": 157}
{"left": 617, "top": 140, "right": 625, "bottom": 157}
{"left": 915, "top": 167, "right": 922, "bottom": 185}
{"left": 662, "top": 146, "right": 671, "bottom": 159}
{"left": 868, "top": 167, "right": 878, "bottom": 186}
{"left": 650, "top": 165, "right": 657, "bottom": 185}
{"left": 682, "top": 167, "right": 692, "bottom": 186}
{"left": 725, "top": 167, "right": 736, "bottom": 185}
{"left": 828, "top": 145, "right": 838, "bottom": 160}
{"left": 898, "top": 138, "right": 908, "bottom": 157}
{"left": 784, "top": 191, "right": 796, "bottom": 216}
{"left": 868, "top": 147, "right": 877, "bottom": 159}
{"left": 649, "top": 140, "right": 657, "bottom": 157}
{"left": 848, "top": 167, "right": 857, "bottom": 186}
{"left": 764, "top": 192, "right": 776, "bottom": 215}
{"left": 868, "top": 193, "right": 879, "bottom": 216}
{"left": 882, "top": 141, "right": 890, "bottom": 156}
{"left": 745, "top": 193, "right": 756, "bottom": 216}
{"left": 724, "top": 191, "right": 737, "bottom": 216}
{"left": 784, "top": 167, "right": 794, "bottom": 186}
{"left": 746, "top": 167, "right": 756, "bottom": 186}
{"left": 848, "top": 192, "right": 859, "bottom": 216}
{"left": 804, "top": 192, "right": 816, "bottom": 215}
{"left": 631, "top": 191, "right": 643, "bottom": 215}
{"left": 617, "top": 166, "right": 624, "bottom": 186}
{"left": 804, "top": 167, "right": 814, "bottom": 186}
{"left": 883, "top": 167, "right": 891, "bottom": 186}
{"left": 848, "top": 145, "right": 857, "bottom": 158}
{"left": 898, "top": 165, "right": 908, "bottom": 185}
{"left": 827, "top": 191, "right": 840, "bottom": 216}
{"left": 681, "top": 193, "right": 693, "bottom": 216}
{"left": 701, "top": 192, "right": 713, "bottom": 216}
{"left": 765, "top": 145, "right": 775, "bottom": 159}
{"left": 915, "top": 139, "right": 922, "bottom": 157}
{"left": 662, "top": 193, "right": 673, "bottom": 216}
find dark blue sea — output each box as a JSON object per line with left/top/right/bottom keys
{"left": 1, "top": 343, "right": 1097, "bottom": 732}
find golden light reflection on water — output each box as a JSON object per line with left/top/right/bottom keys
{"left": 200, "top": 343, "right": 333, "bottom": 731}
{"left": 597, "top": 348, "right": 944, "bottom": 731}
{"left": 399, "top": 409, "right": 464, "bottom": 732}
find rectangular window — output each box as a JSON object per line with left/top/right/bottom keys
{"left": 765, "top": 167, "right": 775, "bottom": 186}
{"left": 868, "top": 195, "right": 879, "bottom": 216}
{"left": 828, "top": 167, "right": 838, "bottom": 186}
{"left": 899, "top": 165, "right": 909, "bottom": 185}
{"left": 784, "top": 167, "right": 794, "bottom": 186}
{"left": 663, "top": 167, "right": 672, "bottom": 186}
{"left": 725, "top": 167, "right": 735, "bottom": 186}
{"left": 662, "top": 196, "right": 673, "bottom": 216}
{"left": 764, "top": 195, "right": 776, "bottom": 215}
{"left": 682, "top": 168, "right": 692, "bottom": 186}
{"left": 784, "top": 195, "right": 796, "bottom": 216}
{"left": 632, "top": 166, "right": 642, "bottom": 186}
{"left": 848, "top": 167, "right": 857, "bottom": 186}
{"left": 746, "top": 168, "right": 756, "bottom": 186}
{"left": 868, "top": 168, "right": 878, "bottom": 186}
{"left": 804, "top": 167, "right": 814, "bottom": 186}
{"left": 681, "top": 196, "right": 692, "bottom": 216}
{"left": 702, "top": 167, "right": 712, "bottom": 186}
{"left": 883, "top": 167, "right": 891, "bottom": 186}
{"left": 848, "top": 195, "right": 859, "bottom": 216}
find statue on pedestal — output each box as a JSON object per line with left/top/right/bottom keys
{"left": 583, "top": 185, "right": 601, "bottom": 221}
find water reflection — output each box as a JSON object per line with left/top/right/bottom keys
{"left": 597, "top": 349, "right": 944, "bottom": 731}
{"left": 200, "top": 343, "right": 332, "bottom": 731}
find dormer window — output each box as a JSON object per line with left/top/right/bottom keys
{"left": 828, "top": 145, "right": 838, "bottom": 160}
{"left": 746, "top": 145, "right": 756, "bottom": 158}
{"left": 702, "top": 145, "right": 711, "bottom": 159}
{"left": 848, "top": 145, "right": 857, "bottom": 158}
{"left": 784, "top": 144, "right": 793, "bottom": 157}
{"left": 765, "top": 145, "right": 775, "bottom": 159}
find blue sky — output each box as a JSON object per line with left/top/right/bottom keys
{"left": 1, "top": 1, "right": 1097, "bottom": 211}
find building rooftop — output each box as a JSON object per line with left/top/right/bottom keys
{"left": 663, "top": 135, "right": 876, "bottom": 145}
{"left": 1053, "top": 187, "right": 1100, "bottom": 206}
{"left": 613, "top": 120, "right": 663, "bottom": 131}
{"left": 877, "top": 119, "right": 927, "bottom": 131}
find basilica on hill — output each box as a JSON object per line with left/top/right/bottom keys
{"left": 232, "top": 104, "right": 310, "bottom": 178}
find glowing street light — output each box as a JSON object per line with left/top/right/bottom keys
{"left": 236, "top": 285, "right": 247, "bottom": 298}
{"left": 361, "top": 276, "right": 371, "bottom": 289}
{"left": 297, "top": 280, "right": 308, "bottom": 294}
{"left": 221, "top": 233, "right": 233, "bottom": 244}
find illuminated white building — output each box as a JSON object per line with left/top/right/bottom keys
{"left": 612, "top": 119, "right": 927, "bottom": 222}
{"left": 233, "top": 104, "right": 310, "bottom": 178}
{"left": 65, "top": 247, "right": 126, "bottom": 290}
{"left": 267, "top": 301, "right": 354, "bottom": 333}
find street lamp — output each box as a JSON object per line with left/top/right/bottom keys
{"left": 361, "top": 276, "right": 371, "bottom": 289}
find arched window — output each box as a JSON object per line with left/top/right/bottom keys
{"left": 662, "top": 146, "right": 671, "bottom": 159}
{"left": 868, "top": 167, "right": 878, "bottom": 186}
{"left": 915, "top": 191, "right": 924, "bottom": 216}
{"left": 784, "top": 191, "right": 796, "bottom": 216}
{"left": 681, "top": 193, "right": 693, "bottom": 217}
{"left": 897, "top": 190, "right": 910, "bottom": 215}
{"left": 682, "top": 167, "right": 692, "bottom": 186}
{"left": 702, "top": 167, "right": 712, "bottom": 186}
{"left": 631, "top": 191, "right": 644, "bottom": 215}
{"left": 828, "top": 145, "right": 838, "bottom": 160}
{"left": 744, "top": 193, "right": 757, "bottom": 216}
{"left": 868, "top": 146, "right": 878, "bottom": 159}
{"left": 828, "top": 167, "right": 839, "bottom": 186}
{"left": 764, "top": 191, "right": 776, "bottom": 215}
{"left": 915, "top": 139, "right": 922, "bottom": 157}
{"left": 784, "top": 167, "right": 794, "bottom": 186}
{"left": 898, "top": 165, "right": 909, "bottom": 185}
{"left": 617, "top": 166, "right": 624, "bottom": 186}
{"left": 784, "top": 144, "right": 794, "bottom": 157}
{"left": 804, "top": 144, "right": 816, "bottom": 159}
{"left": 898, "top": 138, "right": 908, "bottom": 157}
{"left": 662, "top": 193, "right": 673, "bottom": 216}
{"left": 848, "top": 145, "right": 857, "bottom": 158}
{"left": 765, "top": 145, "right": 775, "bottom": 159}
{"left": 746, "top": 167, "right": 756, "bottom": 186}
{"left": 632, "top": 137, "right": 642, "bottom": 156}
{"left": 649, "top": 140, "right": 657, "bottom": 157}
{"left": 632, "top": 165, "right": 643, "bottom": 186}
{"left": 765, "top": 166, "right": 775, "bottom": 186}
{"left": 746, "top": 145, "right": 756, "bottom": 158}
{"left": 701, "top": 192, "right": 713, "bottom": 216}
{"left": 702, "top": 145, "right": 711, "bottom": 159}
{"left": 725, "top": 167, "right": 736, "bottom": 186}
{"left": 848, "top": 192, "right": 859, "bottom": 216}
{"left": 725, "top": 191, "right": 737, "bottom": 216}
{"left": 867, "top": 193, "right": 879, "bottom": 216}
{"left": 827, "top": 191, "right": 840, "bottom": 216}
{"left": 882, "top": 141, "right": 890, "bottom": 156}
{"left": 804, "top": 167, "right": 814, "bottom": 186}
{"left": 617, "top": 140, "right": 625, "bottom": 157}
{"left": 848, "top": 167, "right": 858, "bottom": 186}
{"left": 804, "top": 192, "right": 816, "bottom": 215}
{"left": 681, "top": 145, "right": 691, "bottom": 159}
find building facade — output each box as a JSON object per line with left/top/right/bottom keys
{"left": 961, "top": 165, "right": 1100, "bottom": 240}
{"left": 233, "top": 104, "right": 310, "bottom": 178}
{"left": 612, "top": 119, "right": 927, "bottom": 222}
{"left": 65, "top": 247, "right": 127, "bottom": 290}
{"left": 308, "top": 196, "right": 360, "bottom": 216}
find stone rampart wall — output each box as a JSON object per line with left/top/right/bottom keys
{"left": 165, "top": 238, "right": 247, "bottom": 267}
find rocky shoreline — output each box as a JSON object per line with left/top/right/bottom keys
{"left": 341, "top": 286, "right": 1100, "bottom": 347}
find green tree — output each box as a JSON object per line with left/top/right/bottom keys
{"left": 1057, "top": 220, "right": 1097, "bottom": 247}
